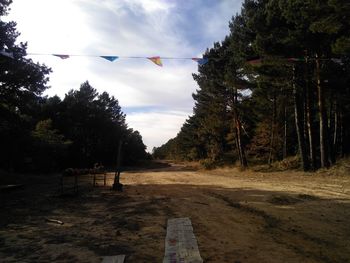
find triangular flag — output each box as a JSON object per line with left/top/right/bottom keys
{"left": 287, "top": 57, "right": 305, "bottom": 62}
{"left": 53, "top": 54, "right": 70, "bottom": 59}
{"left": 101, "top": 56, "right": 119, "bottom": 62}
{"left": 246, "top": 58, "right": 262, "bottom": 66}
{"left": 147, "top": 56, "right": 162, "bottom": 67}
{"left": 192, "top": 58, "right": 208, "bottom": 65}
{"left": 0, "top": 50, "right": 14, "bottom": 59}
{"left": 331, "top": 58, "right": 343, "bottom": 65}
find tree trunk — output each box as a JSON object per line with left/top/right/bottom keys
{"left": 236, "top": 117, "right": 248, "bottom": 167}
{"left": 293, "top": 65, "right": 310, "bottom": 171}
{"left": 315, "top": 54, "right": 330, "bottom": 168}
{"left": 328, "top": 100, "right": 336, "bottom": 164}
{"left": 283, "top": 103, "right": 287, "bottom": 159}
{"left": 303, "top": 75, "right": 309, "bottom": 158}
{"left": 233, "top": 126, "right": 242, "bottom": 163}
{"left": 340, "top": 111, "right": 344, "bottom": 157}
{"left": 233, "top": 88, "right": 248, "bottom": 168}
{"left": 268, "top": 91, "right": 276, "bottom": 165}
{"left": 306, "top": 89, "right": 316, "bottom": 170}
{"left": 333, "top": 104, "right": 338, "bottom": 151}
{"left": 305, "top": 56, "right": 316, "bottom": 170}
{"left": 232, "top": 91, "right": 243, "bottom": 164}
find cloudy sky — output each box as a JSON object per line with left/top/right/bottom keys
{"left": 6, "top": 0, "right": 242, "bottom": 151}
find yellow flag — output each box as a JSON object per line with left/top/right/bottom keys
{"left": 147, "top": 56, "right": 162, "bottom": 67}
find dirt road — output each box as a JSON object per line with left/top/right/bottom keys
{"left": 1, "top": 163, "right": 350, "bottom": 262}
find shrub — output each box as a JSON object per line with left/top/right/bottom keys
{"left": 199, "top": 159, "right": 216, "bottom": 170}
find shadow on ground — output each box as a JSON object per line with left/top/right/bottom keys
{"left": 0, "top": 171, "right": 350, "bottom": 262}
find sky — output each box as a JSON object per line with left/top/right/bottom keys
{"left": 6, "top": 0, "right": 243, "bottom": 152}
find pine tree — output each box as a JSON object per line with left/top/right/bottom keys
{"left": 0, "top": 0, "right": 51, "bottom": 170}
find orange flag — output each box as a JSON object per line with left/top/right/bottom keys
{"left": 246, "top": 58, "right": 262, "bottom": 65}
{"left": 147, "top": 56, "right": 162, "bottom": 67}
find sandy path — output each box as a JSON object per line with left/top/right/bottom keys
{"left": 0, "top": 164, "right": 350, "bottom": 262}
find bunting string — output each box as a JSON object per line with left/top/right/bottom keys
{"left": 0, "top": 50, "right": 344, "bottom": 67}
{"left": 246, "top": 57, "right": 344, "bottom": 65}
{"left": 24, "top": 52, "right": 210, "bottom": 67}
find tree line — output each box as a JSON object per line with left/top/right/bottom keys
{"left": 0, "top": 0, "right": 148, "bottom": 172}
{"left": 153, "top": 0, "right": 350, "bottom": 171}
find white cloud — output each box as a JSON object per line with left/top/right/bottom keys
{"left": 126, "top": 110, "right": 190, "bottom": 152}
{"left": 6, "top": 0, "right": 91, "bottom": 53}
{"left": 126, "top": 0, "right": 175, "bottom": 13}
{"left": 6, "top": 0, "right": 242, "bottom": 151}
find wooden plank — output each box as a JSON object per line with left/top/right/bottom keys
{"left": 163, "top": 217, "right": 203, "bottom": 263}
{"left": 101, "top": 255, "right": 125, "bottom": 263}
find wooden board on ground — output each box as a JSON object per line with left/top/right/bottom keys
{"left": 163, "top": 217, "right": 203, "bottom": 263}
{"left": 101, "top": 255, "right": 125, "bottom": 263}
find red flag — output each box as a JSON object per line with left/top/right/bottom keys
{"left": 246, "top": 58, "right": 262, "bottom": 65}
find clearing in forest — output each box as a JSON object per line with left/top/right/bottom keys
{"left": 0, "top": 162, "right": 350, "bottom": 262}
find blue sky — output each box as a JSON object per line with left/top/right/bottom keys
{"left": 7, "top": 0, "right": 243, "bottom": 151}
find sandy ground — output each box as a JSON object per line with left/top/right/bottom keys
{"left": 0, "top": 163, "right": 350, "bottom": 262}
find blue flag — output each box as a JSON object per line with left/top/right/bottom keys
{"left": 0, "top": 50, "right": 14, "bottom": 59}
{"left": 101, "top": 56, "right": 119, "bottom": 62}
{"left": 192, "top": 58, "right": 208, "bottom": 65}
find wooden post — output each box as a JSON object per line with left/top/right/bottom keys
{"left": 113, "top": 139, "right": 123, "bottom": 191}
{"left": 61, "top": 174, "right": 64, "bottom": 194}
{"left": 74, "top": 174, "right": 78, "bottom": 193}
